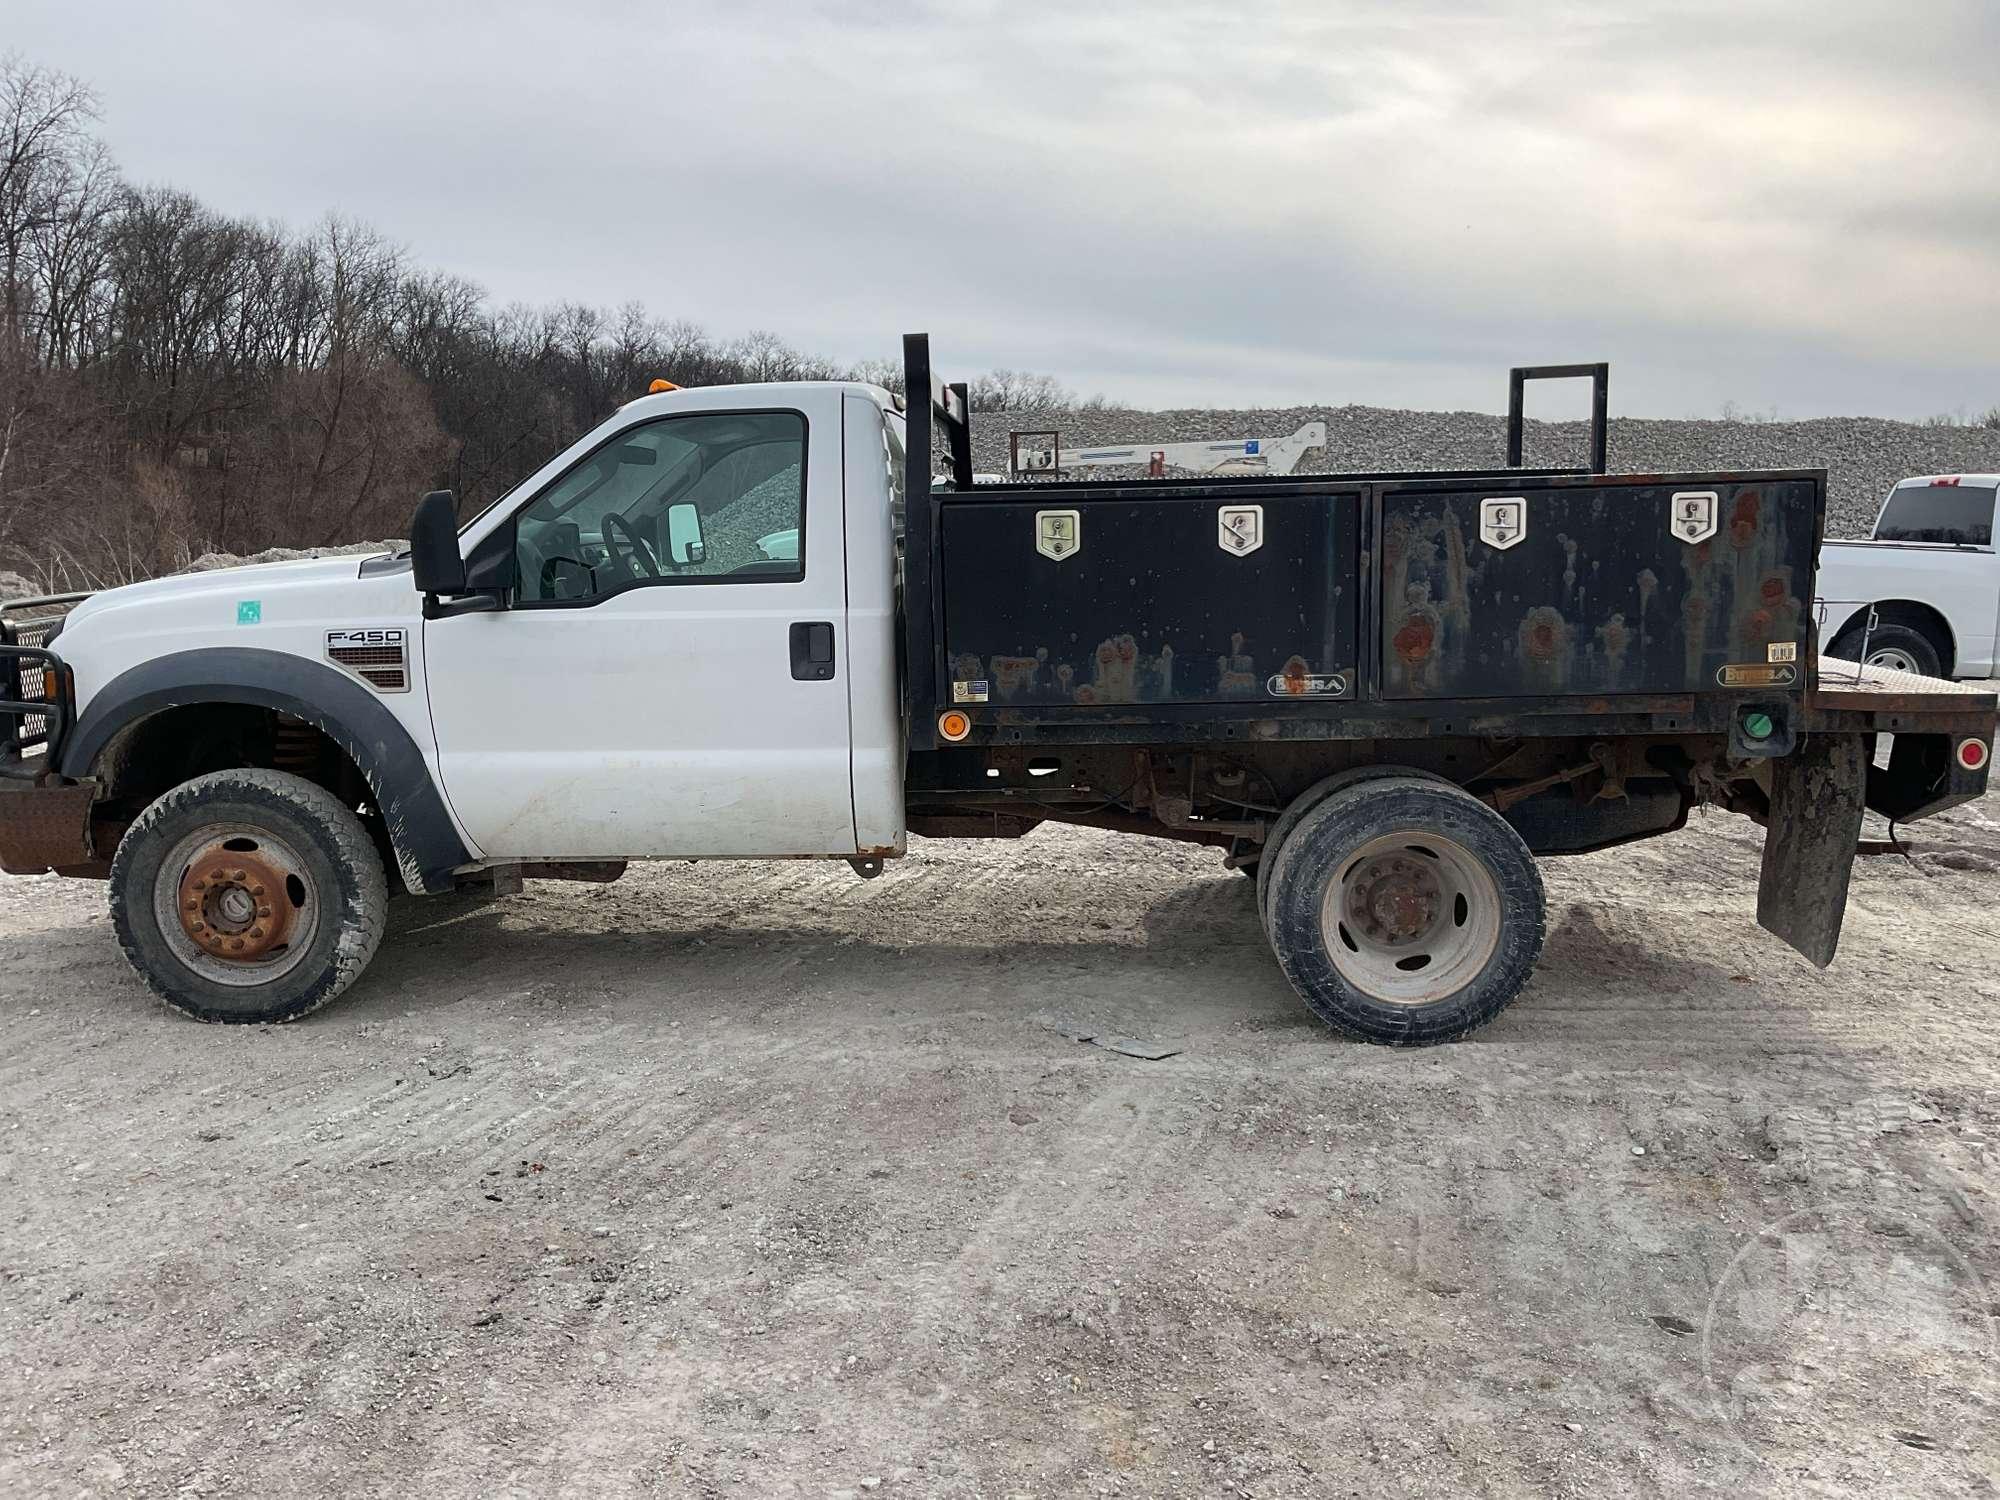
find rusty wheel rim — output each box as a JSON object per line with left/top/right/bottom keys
{"left": 1319, "top": 832, "right": 1501, "bottom": 1005}
{"left": 153, "top": 825, "right": 319, "bottom": 987}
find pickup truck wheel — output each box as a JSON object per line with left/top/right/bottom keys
{"left": 1829, "top": 621, "right": 1941, "bottom": 678}
{"left": 1265, "top": 777, "right": 1544, "bottom": 1045}
{"left": 109, "top": 769, "right": 388, "bottom": 1024}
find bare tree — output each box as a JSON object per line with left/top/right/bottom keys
{"left": 0, "top": 54, "right": 1128, "bottom": 587}
{"left": 0, "top": 55, "right": 99, "bottom": 337}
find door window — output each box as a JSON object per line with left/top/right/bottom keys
{"left": 514, "top": 410, "right": 807, "bottom": 602}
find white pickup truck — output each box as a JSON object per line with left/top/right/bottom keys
{"left": 1816, "top": 473, "right": 1998, "bottom": 679}
{"left": 0, "top": 341, "right": 1993, "bottom": 1045}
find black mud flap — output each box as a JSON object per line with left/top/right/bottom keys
{"left": 1756, "top": 734, "right": 1865, "bottom": 968}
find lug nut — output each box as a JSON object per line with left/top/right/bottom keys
{"left": 250, "top": 885, "right": 265, "bottom": 897}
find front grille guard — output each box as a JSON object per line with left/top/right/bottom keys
{"left": 0, "top": 595, "right": 87, "bottom": 774}
{"left": 0, "top": 643, "right": 70, "bottom": 772}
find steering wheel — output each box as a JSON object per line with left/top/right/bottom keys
{"left": 600, "top": 512, "right": 662, "bottom": 580}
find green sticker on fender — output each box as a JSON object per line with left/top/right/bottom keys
{"left": 237, "top": 600, "right": 262, "bottom": 625}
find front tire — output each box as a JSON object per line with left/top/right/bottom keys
{"left": 109, "top": 769, "right": 388, "bottom": 1024}
{"left": 1264, "top": 776, "right": 1544, "bottom": 1045}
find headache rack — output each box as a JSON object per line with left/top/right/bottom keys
{"left": 0, "top": 593, "right": 88, "bottom": 773}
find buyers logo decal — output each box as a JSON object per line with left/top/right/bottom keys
{"left": 1718, "top": 662, "right": 1798, "bottom": 688}
{"left": 1267, "top": 659, "right": 1348, "bottom": 697}
{"left": 236, "top": 600, "right": 261, "bottom": 625}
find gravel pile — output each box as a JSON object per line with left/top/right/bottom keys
{"left": 185, "top": 540, "right": 404, "bottom": 572}
{"left": 699, "top": 461, "right": 801, "bottom": 572}
{"left": 970, "top": 407, "right": 2000, "bottom": 538}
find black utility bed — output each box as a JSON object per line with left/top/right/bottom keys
{"left": 901, "top": 334, "right": 1827, "bottom": 752}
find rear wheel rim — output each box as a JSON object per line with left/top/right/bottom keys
{"left": 1866, "top": 645, "right": 1921, "bottom": 673}
{"left": 1318, "top": 831, "right": 1502, "bottom": 1004}
{"left": 153, "top": 824, "right": 320, "bottom": 987}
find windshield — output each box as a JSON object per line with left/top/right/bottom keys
{"left": 1874, "top": 481, "right": 1996, "bottom": 546}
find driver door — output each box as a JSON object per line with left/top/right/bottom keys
{"left": 422, "top": 393, "right": 857, "bottom": 860}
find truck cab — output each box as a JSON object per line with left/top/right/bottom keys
{"left": 43, "top": 381, "right": 906, "bottom": 879}
{"left": 417, "top": 381, "right": 906, "bottom": 861}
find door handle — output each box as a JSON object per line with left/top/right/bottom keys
{"left": 790, "top": 621, "right": 836, "bottom": 681}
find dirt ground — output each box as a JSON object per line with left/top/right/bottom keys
{"left": 2, "top": 790, "right": 1997, "bottom": 1499}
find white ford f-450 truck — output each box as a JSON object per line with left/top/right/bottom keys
{"left": 1, "top": 339, "right": 1994, "bottom": 1044}
{"left": 1815, "top": 472, "right": 1999, "bottom": 680}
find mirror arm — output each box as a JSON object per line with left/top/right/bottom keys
{"left": 423, "top": 588, "right": 504, "bottom": 621}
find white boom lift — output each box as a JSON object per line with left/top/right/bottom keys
{"left": 1009, "top": 421, "right": 1327, "bottom": 479}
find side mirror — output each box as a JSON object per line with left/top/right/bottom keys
{"left": 411, "top": 489, "right": 501, "bottom": 619}
{"left": 665, "top": 501, "right": 707, "bottom": 566}
{"left": 411, "top": 490, "right": 467, "bottom": 594}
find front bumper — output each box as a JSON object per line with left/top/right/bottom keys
{"left": 0, "top": 776, "right": 98, "bottom": 875}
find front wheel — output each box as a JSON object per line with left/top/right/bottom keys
{"left": 1264, "top": 776, "right": 1544, "bottom": 1045}
{"left": 109, "top": 768, "right": 389, "bottom": 1023}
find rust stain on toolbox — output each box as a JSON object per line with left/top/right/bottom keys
{"left": 1379, "top": 479, "right": 1817, "bottom": 700}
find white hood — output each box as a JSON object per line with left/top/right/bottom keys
{"left": 63, "top": 555, "right": 381, "bottom": 630}
{"left": 53, "top": 551, "right": 426, "bottom": 715}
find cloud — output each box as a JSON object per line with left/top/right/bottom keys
{"left": 9, "top": 0, "right": 1997, "bottom": 417}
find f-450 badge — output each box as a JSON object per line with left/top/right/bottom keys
{"left": 325, "top": 628, "right": 406, "bottom": 648}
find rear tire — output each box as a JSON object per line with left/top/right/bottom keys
{"left": 109, "top": 768, "right": 388, "bottom": 1024}
{"left": 1829, "top": 620, "right": 1943, "bottom": 678}
{"left": 1265, "top": 777, "right": 1544, "bottom": 1045}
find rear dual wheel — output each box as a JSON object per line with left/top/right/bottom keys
{"left": 1263, "top": 776, "right": 1545, "bottom": 1045}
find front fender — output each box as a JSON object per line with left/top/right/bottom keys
{"left": 60, "top": 647, "right": 471, "bottom": 894}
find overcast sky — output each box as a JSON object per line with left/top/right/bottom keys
{"left": 12, "top": 0, "right": 2000, "bottom": 418}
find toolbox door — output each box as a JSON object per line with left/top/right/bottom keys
{"left": 1378, "top": 479, "right": 1819, "bottom": 700}
{"left": 939, "top": 488, "right": 1360, "bottom": 708}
